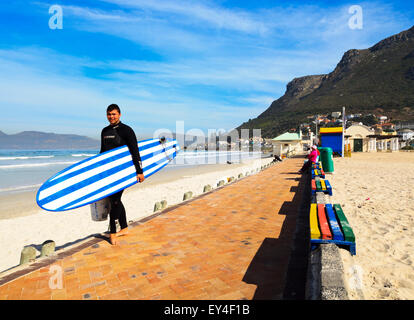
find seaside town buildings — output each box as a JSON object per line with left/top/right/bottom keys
{"left": 270, "top": 112, "right": 413, "bottom": 157}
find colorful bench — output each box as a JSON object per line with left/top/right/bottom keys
{"left": 311, "top": 179, "right": 332, "bottom": 196}
{"left": 309, "top": 203, "right": 356, "bottom": 255}
{"left": 311, "top": 167, "right": 325, "bottom": 179}
{"left": 311, "top": 162, "right": 322, "bottom": 169}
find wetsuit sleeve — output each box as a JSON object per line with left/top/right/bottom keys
{"left": 100, "top": 129, "right": 104, "bottom": 154}
{"left": 121, "top": 126, "right": 143, "bottom": 174}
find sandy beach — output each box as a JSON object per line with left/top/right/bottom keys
{"left": 0, "top": 157, "right": 273, "bottom": 273}
{"left": 329, "top": 152, "right": 414, "bottom": 300}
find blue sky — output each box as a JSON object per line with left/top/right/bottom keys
{"left": 0, "top": 0, "right": 413, "bottom": 139}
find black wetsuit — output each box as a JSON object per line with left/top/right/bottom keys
{"left": 100, "top": 122, "right": 143, "bottom": 234}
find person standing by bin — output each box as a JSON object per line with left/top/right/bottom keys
{"left": 299, "top": 145, "right": 318, "bottom": 174}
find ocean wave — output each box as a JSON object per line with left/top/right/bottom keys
{"left": 0, "top": 161, "right": 77, "bottom": 169}
{"left": 0, "top": 155, "right": 54, "bottom": 160}
{"left": 0, "top": 184, "right": 42, "bottom": 193}
{"left": 71, "top": 153, "right": 96, "bottom": 157}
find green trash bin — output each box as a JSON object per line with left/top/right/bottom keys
{"left": 318, "top": 147, "right": 334, "bottom": 173}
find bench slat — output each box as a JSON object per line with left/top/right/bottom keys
{"left": 317, "top": 204, "right": 332, "bottom": 240}
{"left": 333, "top": 204, "right": 355, "bottom": 242}
{"left": 316, "top": 180, "right": 322, "bottom": 190}
{"left": 320, "top": 179, "right": 327, "bottom": 191}
{"left": 325, "top": 180, "right": 332, "bottom": 195}
{"left": 310, "top": 203, "right": 321, "bottom": 239}
{"left": 325, "top": 204, "right": 344, "bottom": 241}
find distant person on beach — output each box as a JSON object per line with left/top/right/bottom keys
{"left": 272, "top": 154, "right": 282, "bottom": 162}
{"left": 100, "top": 104, "right": 144, "bottom": 245}
{"left": 299, "top": 145, "right": 318, "bottom": 174}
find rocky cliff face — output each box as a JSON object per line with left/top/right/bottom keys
{"left": 370, "top": 25, "right": 414, "bottom": 52}
{"left": 285, "top": 75, "right": 326, "bottom": 99}
{"left": 238, "top": 24, "right": 414, "bottom": 137}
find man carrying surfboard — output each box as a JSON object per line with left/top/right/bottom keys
{"left": 101, "top": 104, "right": 145, "bottom": 245}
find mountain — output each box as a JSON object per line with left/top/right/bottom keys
{"left": 237, "top": 25, "right": 414, "bottom": 138}
{"left": 0, "top": 131, "right": 100, "bottom": 149}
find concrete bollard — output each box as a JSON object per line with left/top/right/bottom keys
{"left": 40, "top": 240, "right": 56, "bottom": 258}
{"left": 20, "top": 246, "right": 36, "bottom": 265}
{"left": 160, "top": 200, "right": 167, "bottom": 209}
{"left": 154, "top": 202, "right": 162, "bottom": 212}
{"left": 217, "top": 180, "right": 225, "bottom": 187}
{"left": 203, "top": 185, "right": 212, "bottom": 193}
{"left": 183, "top": 191, "right": 193, "bottom": 201}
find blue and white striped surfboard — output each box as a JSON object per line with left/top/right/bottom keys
{"left": 36, "top": 138, "right": 179, "bottom": 212}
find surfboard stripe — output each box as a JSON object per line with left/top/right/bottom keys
{"left": 38, "top": 154, "right": 133, "bottom": 200}
{"left": 144, "top": 151, "right": 177, "bottom": 176}
{"left": 38, "top": 159, "right": 134, "bottom": 206}
{"left": 59, "top": 172, "right": 137, "bottom": 211}
{"left": 50, "top": 146, "right": 129, "bottom": 182}
{"left": 64, "top": 154, "right": 176, "bottom": 210}
{"left": 59, "top": 152, "right": 176, "bottom": 210}
{"left": 37, "top": 138, "right": 179, "bottom": 211}
{"left": 64, "top": 176, "right": 137, "bottom": 210}
{"left": 49, "top": 139, "right": 162, "bottom": 182}
{"left": 41, "top": 149, "right": 177, "bottom": 210}
{"left": 38, "top": 151, "right": 132, "bottom": 193}
{"left": 140, "top": 142, "right": 177, "bottom": 160}
{"left": 43, "top": 165, "right": 137, "bottom": 210}
{"left": 39, "top": 142, "right": 177, "bottom": 200}
{"left": 142, "top": 145, "right": 177, "bottom": 168}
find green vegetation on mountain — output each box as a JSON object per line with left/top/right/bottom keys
{"left": 237, "top": 25, "right": 414, "bottom": 138}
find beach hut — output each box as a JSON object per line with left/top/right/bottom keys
{"left": 319, "top": 127, "right": 343, "bottom": 156}
{"left": 271, "top": 131, "right": 302, "bottom": 158}
{"left": 344, "top": 124, "right": 375, "bottom": 152}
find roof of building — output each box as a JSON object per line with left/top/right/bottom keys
{"left": 319, "top": 127, "right": 343, "bottom": 134}
{"left": 272, "top": 132, "right": 301, "bottom": 141}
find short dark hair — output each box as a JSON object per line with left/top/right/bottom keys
{"left": 107, "top": 104, "right": 121, "bottom": 114}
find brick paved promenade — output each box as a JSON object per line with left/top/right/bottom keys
{"left": 0, "top": 158, "right": 308, "bottom": 300}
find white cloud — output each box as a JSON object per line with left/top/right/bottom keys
{"left": 4, "top": 1, "right": 413, "bottom": 136}
{"left": 0, "top": 47, "right": 266, "bottom": 136}
{"left": 99, "top": 0, "right": 268, "bottom": 34}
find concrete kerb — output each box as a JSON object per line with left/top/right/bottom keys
{"left": 306, "top": 244, "right": 349, "bottom": 300}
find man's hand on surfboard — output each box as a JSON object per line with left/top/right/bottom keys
{"left": 137, "top": 173, "right": 145, "bottom": 183}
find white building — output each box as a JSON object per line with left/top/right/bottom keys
{"left": 271, "top": 131, "right": 303, "bottom": 157}
{"left": 397, "top": 128, "right": 414, "bottom": 141}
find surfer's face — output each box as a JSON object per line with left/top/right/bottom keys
{"left": 107, "top": 110, "right": 121, "bottom": 125}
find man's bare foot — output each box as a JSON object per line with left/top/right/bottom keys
{"left": 117, "top": 227, "right": 129, "bottom": 237}
{"left": 109, "top": 233, "right": 118, "bottom": 245}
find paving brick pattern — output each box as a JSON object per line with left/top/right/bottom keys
{"left": 0, "top": 158, "right": 305, "bottom": 300}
